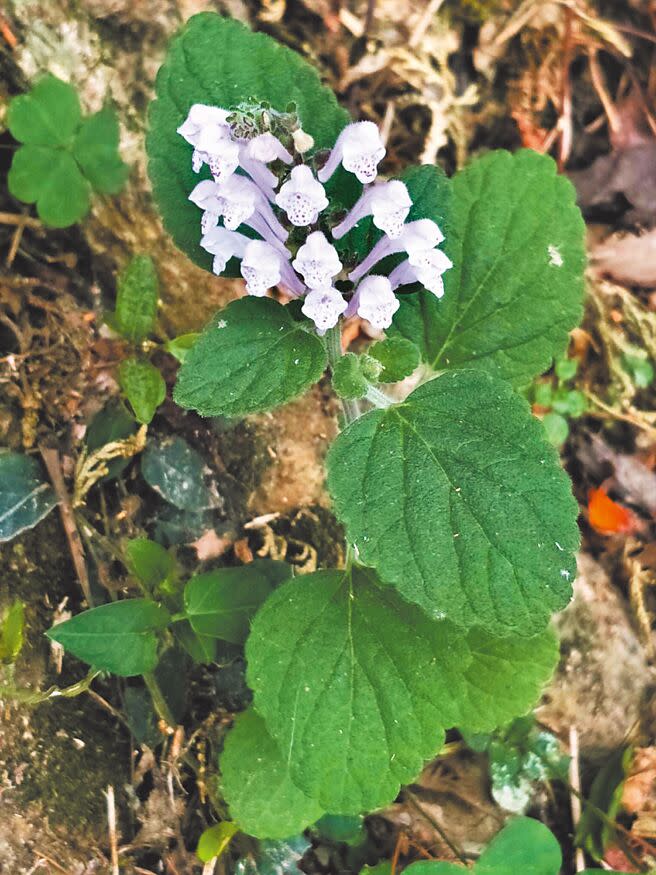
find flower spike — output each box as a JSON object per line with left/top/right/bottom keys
{"left": 318, "top": 121, "right": 386, "bottom": 185}
{"left": 348, "top": 275, "right": 399, "bottom": 329}
{"left": 275, "top": 165, "right": 328, "bottom": 226}
{"left": 292, "top": 231, "right": 342, "bottom": 289}
{"left": 348, "top": 219, "right": 445, "bottom": 283}
{"left": 301, "top": 287, "right": 347, "bottom": 334}
{"left": 332, "top": 180, "right": 412, "bottom": 240}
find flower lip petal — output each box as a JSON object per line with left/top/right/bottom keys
{"left": 177, "top": 104, "right": 231, "bottom": 145}
{"left": 275, "top": 165, "right": 328, "bottom": 227}
{"left": 301, "top": 286, "right": 347, "bottom": 332}
{"left": 354, "top": 274, "right": 399, "bottom": 329}
{"left": 318, "top": 121, "right": 386, "bottom": 184}
{"left": 292, "top": 230, "right": 342, "bottom": 288}
{"left": 240, "top": 240, "right": 282, "bottom": 296}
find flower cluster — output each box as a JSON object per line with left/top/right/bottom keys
{"left": 178, "top": 105, "right": 452, "bottom": 334}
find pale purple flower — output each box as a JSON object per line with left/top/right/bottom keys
{"left": 246, "top": 133, "right": 293, "bottom": 165}
{"left": 195, "top": 125, "right": 241, "bottom": 182}
{"left": 301, "top": 286, "right": 347, "bottom": 333}
{"left": 332, "top": 180, "right": 412, "bottom": 240}
{"left": 318, "top": 121, "right": 386, "bottom": 185}
{"left": 292, "top": 231, "right": 342, "bottom": 288}
{"left": 347, "top": 275, "right": 399, "bottom": 329}
{"left": 275, "top": 165, "right": 328, "bottom": 226}
{"left": 240, "top": 240, "right": 282, "bottom": 296}
{"left": 349, "top": 219, "right": 445, "bottom": 282}
{"left": 389, "top": 248, "right": 453, "bottom": 297}
{"left": 189, "top": 176, "right": 288, "bottom": 244}
{"left": 177, "top": 104, "right": 231, "bottom": 146}
{"left": 200, "top": 226, "right": 250, "bottom": 275}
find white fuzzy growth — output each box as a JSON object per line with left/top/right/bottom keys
{"left": 241, "top": 240, "right": 282, "bottom": 296}
{"left": 548, "top": 244, "right": 563, "bottom": 267}
{"left": 301, "top": 286, "right": 347, "bottom": 332}
{"left": 275, "top": 165, "right": 328, "bottom": 226}
{"left": 293, "top": 231, "right": 342, "bottom": 288}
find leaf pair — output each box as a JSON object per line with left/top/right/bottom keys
{"left": 219, "top": 565, "right": 557, "bottom": 833}
{"left": 8, "top": 75, "right": 128, "bottom": 227}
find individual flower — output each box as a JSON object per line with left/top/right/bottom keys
{"left": 246, "top": 132, "right": 293, "bottom": 165}
{"left": 349, "top": 218, "right": 444, "bottom": 282}
{"left": 332, "top": 180, "right": 412, "bottom": 240}
{"left": 200, "top": 226, "right": 250, "bottom": 275}
{"left": 389, "top": 248, "right": 453, "bottom": 297}
{"left": 301, "top": 286, "right": 347, "bottom": 333}
{"left": 347, "top": 275, "right": 399, "bottom": 329}
{"left": 189, "top": 176, "right": 288, "bottom": 243}
{"left": 292, "top": 231, "right": 342, "bottom": 288}
{"left": 275, "top": 165, "right": 328, "bottom": 226}
{"left": 177, "top": 104, "right": 231, "bottom": 146}
{"left": 318, "top": 121, "right": 386, "bottom": 185}
{"left": 240, "top": 240, "right": 282, "bottom": 296}
{"left": 195, "top": 125, "right": 241, "bottom": 182}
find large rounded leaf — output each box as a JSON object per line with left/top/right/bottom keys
{"left": 174, "top": 297, "right": 327, "bottom": 416}
{"left": 327, "top": 369, "right": 580, "bottom": 635}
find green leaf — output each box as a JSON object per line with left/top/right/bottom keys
{"left": 166, "top": 333, "right": 199, "bottom": 363}
{"left": 392, "top": 150, "right": 585, "bottom": 386}
{"left": 197, "top": 821, "right": 239, "bottom": 863}
{"left": 184, "top": 560, "right": 291, "bottom": 644}
{"left": 542, "top": 412, "right": 569, "bottom": 447}
{"left": 113, "top": 255, "right": 159, "bottom": 344}
{"left": 174, "top": 297, "right": 327, "bottom": 417}
{"left": 147, "top": 12, "right": 349, "bottom": 272}
{"left": 0, "top": 451, "right": 57, "bottom": 542}
{"left": 331, "top": 353, "right": 369, "bottom": 400}
{"left": 327, "top": 370, "right": 579, "bottom": 635}
{"left": 368, "top": 337, "right": 420, "bottom": 383}
{"left": 221, "top": 709, "right": 323, "bottom": 839}
{"left": 72, "top": 104, "right": 129, "bottom": 194}
{"left": 126, "top": 538, "right": 176, "bottom": 591}
{"left": 314, "top": 814, "right": 365, "bottom": 845}
{"left": 246, "top": 567, "right": 556, "bottom": 814}
{"left": 407, "top": 818, "right": 561, "bottom": 875}
{"left": 47, "top": 599, "right": 170, "bottom": 676}
{"left": 8, "top": 74, "right": 81, "bottom": 147}
{"left": 0, "top": 601, "right": 25, "bottom": 664}
{"left": 9, "top": 146, "right": 91, "bottom": 228}
{"left": 576, "top": 747, "right": 633, "bottom": 860}
{"left": 141, "top": 436, "right": 222, "bottom": 511}
{"left": 555, "top": 357, "right": 577, "bottom": 381}
{"left": 118, "top": 358, "right": 166, "bottom": 425}
{"left": 85, "top": 399, "right": 138, "bottom": 480}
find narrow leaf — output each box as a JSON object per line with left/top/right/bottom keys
{"left": 118, "top": 357, "right": 166, "bottom": 424}
{"left": 47, "top": 599, "right": 170, "bottom": 677}
{"left": 113, "top": 255, "right": 159, "bottom": 344}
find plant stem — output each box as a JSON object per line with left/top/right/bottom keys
{"left": 365, "top": 384, "right": 393, "bottom": 408}
{"left": 325, "top": 325, "right": 361, "bottom": 424}
{"left": 143, "top": 671, "right": 176, "bottom": 729}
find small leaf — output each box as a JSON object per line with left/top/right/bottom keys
{"left": 331, "top": 353, "right": 369, "bottom": 400}
{"left": 368, "top": 337, "right": 420, "bottom": 383}
{"left": 392, "top": 150, "right": 585, "bottom": 387}
{"left": 327, "top": 370, "right": 579, "bottom": 635}
{"left": 174, "top": 298, "right": 327, "bottom": 417}
{"left": 314, "top": 814, "right": 365, "bottom": 845}
{"left": 8, "top": 74, "right": 81, "bottom": 147}
{"left": 141, "top": 436, "right": 221, "bottom": 511}
{"left": 0, "top": 451, "right": 57, "bottom": 542}
{"left": 9, "top": 146, "right": 90, "bottom": 228}
{"left": 197, "top": 821, "right": 239, "bottom": 863}
{"left": 247, "top": 566, "right": 556, "bottom": 814}
{"left": 126, "top": 538, "right": 176, "bottom": 591}
{"left": 184, "top": 560, "right": 291, "bottom": 644}
{"left": 221, "top": 709, "right": 323, "bottom": 839}
{"left": 542, "top": 412, "right": 569, "bottom": 447}
{"left": 0, "top": 601, "right": 25, "bottom": 664}
{"left": 555, "top": 357, "right": 577, "bottom": 381}
{"left": 72, "top": 104, "right": 129, "bottom": 194}
{"left": 147, "top": 12, "right": 349, "bottom": 272}
{"left": 166, "top": 332, "right": 199, "bottom": 363}
{"left": 47, "top": 599, "right": 170, "bottom": 676}
{"left": 118, "top": 357, "right": 166, "bottom": 424}
{"left": 113, "top": 255, "right": 160, "bottom": 344}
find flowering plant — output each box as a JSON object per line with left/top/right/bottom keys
{"left": 48, "top": 12, "right": 586, "bottom": 842}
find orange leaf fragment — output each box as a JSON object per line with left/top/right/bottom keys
{"left": 588, "top": 487, "right": 635, "bottom": 534}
